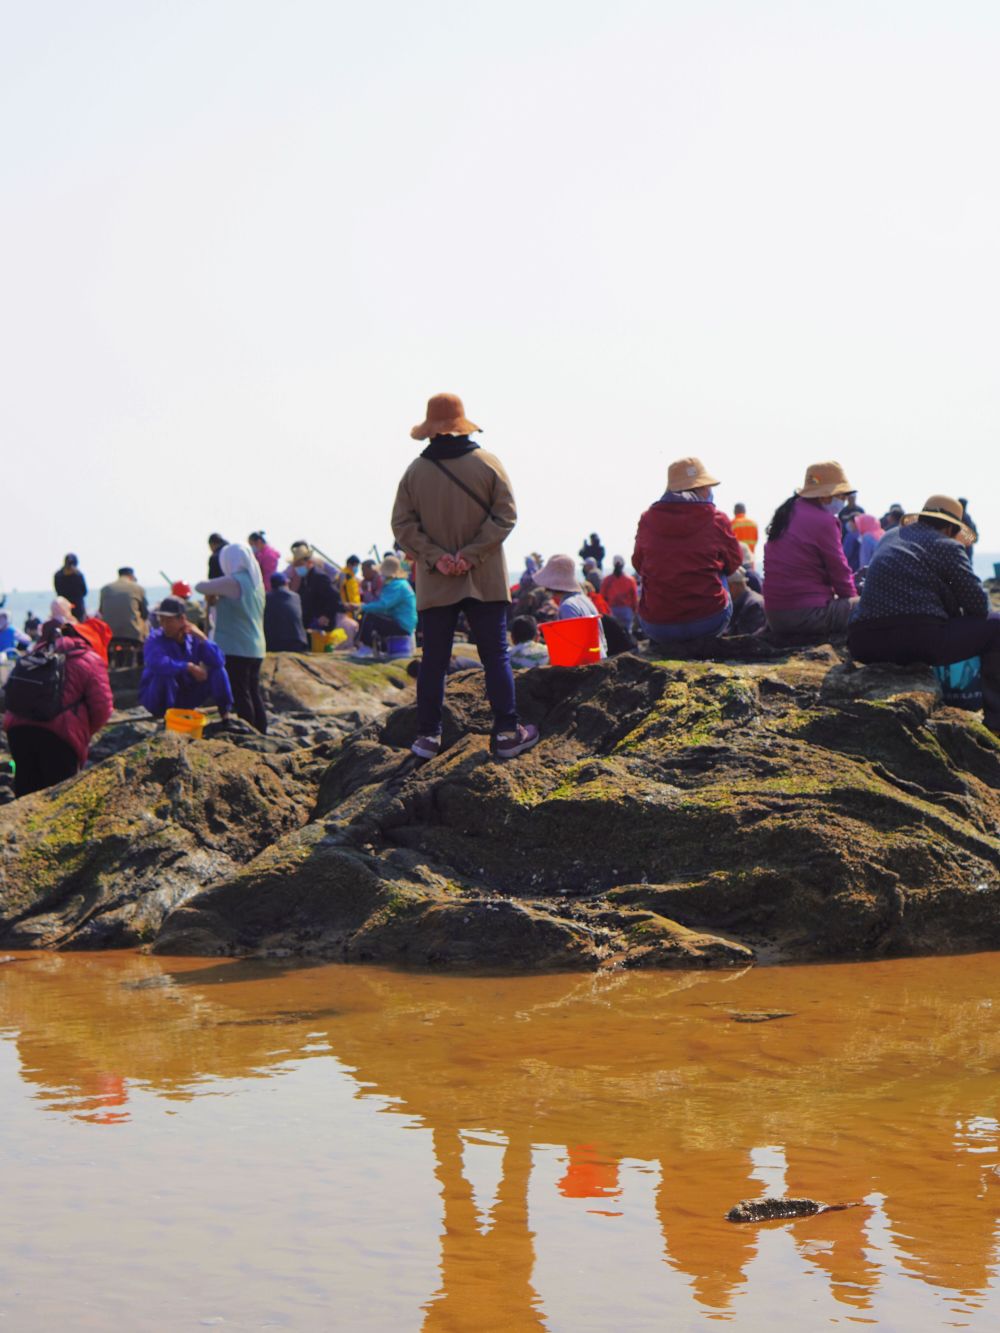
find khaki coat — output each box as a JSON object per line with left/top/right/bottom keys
{"left": 391, "top": 449, "right": 517, "bottom": 611}
{"left": 98, "top": 577, "right": 149, "bottom": 641}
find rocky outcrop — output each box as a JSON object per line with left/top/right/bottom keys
{"left": 155, "top": 651, "right": 1000, "bottom": 968}
{"left": 3, "top": 649, "right": 999, "bottom": 968}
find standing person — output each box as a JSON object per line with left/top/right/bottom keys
{"left": 195, "top": 544, "right": 268, "bottom": 734}
{"left": 354, "top": 556, "right": 417, "bottom": 654}
{"left": 3, "top": 618, "right": 113, "bottom": 797}
{"left": 391, "top": 392, "right": 539, "bottom": 761}
{"left": 248, "top": 532, "right": 281, "bottom": 586}
{"left": 54, "top": 554, "right": 87, "bottom": 621}
{"left": 579, "top": 533, "right": 605, "bottom": 569}
{"left": 762, "top": 462, "right": 858, "bottom": 638}
{"left": 632, "top": 456, "right": 743, "bottom": 644}
{"left": 206, "top": 534, "right": 228, "bottom": 580}
{"left": 600, "top": 556, "right": 639, "bottom": 634}
{"left": 730, "top": 503, "right": 759, "bottom": 554}
{"left": 264, "top": 573, "right": 309, "bottom": 653}
{"left": 139, "top": 596, "right": 235, "bottom": 718}
{"left": 848, "top": 495, "right": 999, "bottom": 735}
{"left": 98, "top": 568, "right": 149, "bottom": 650}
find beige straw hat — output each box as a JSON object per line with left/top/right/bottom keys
{"left": 666, "top": 457, "right": 719, "bottom": 491}
{"left": 534, "top": 553, "right": 583, "bottom": 595}
{"left": 410, "top": 393, "right": 482, "bottom": 441}
{"left": 380, "top": 555, "right": 403, "bottom": 579}
{"left": 796, "top": 462, "right": 853, "bottom": 499}
{"left": 901, "top": 494, "right": 975, "bottom": 547}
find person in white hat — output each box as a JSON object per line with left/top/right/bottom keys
{"left": 762, "top": 461, "right": 859, "bottom": 639}
{"left": 848, "top": 494, "right": 1000, "bottom": 735}
{"left": 632, "top": 456, "right": 743, "bottom": 644}
{"left": 533, "top": 553, "right": 608, "bottom": 658}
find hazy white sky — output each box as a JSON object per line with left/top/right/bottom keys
{"left": 3, "top": 0, "right": 998, "bottom": 592}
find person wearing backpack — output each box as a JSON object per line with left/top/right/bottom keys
{"left": 2, "top": 620, "right": 113, "bottom": 798}
{"left": 391, "top": 392, "right": 539, "bottom": 762}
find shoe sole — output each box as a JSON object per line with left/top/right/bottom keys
{"left": 411, "top": 743, "right": 441, "bottom": 760}
{"left": 493, "top": 731, "right": 540, "bottom": 761}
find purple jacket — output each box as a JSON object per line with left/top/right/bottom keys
{"left": 763, "top": 499, "right": 857, "bottom": 611}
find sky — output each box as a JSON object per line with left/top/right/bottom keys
{"left": 3, "top": 0, "right": 999, "bottom": 593}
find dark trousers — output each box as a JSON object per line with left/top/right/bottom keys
{"left": 417, "top": 599, "right": 517, "bottom": 737}
{"left": 226, "top": 656, "right": 267, "bottom": 733}
{"left": 359, "top": 613, "right": 407, "bottom": 648}
{"left": 848, "top": 614, "right": 1000, "bottom": 730}
{"left": 7, "top": 726, "right": 80, "bottom": 797}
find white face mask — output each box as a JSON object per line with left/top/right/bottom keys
{"left": 824, "top": 497, "right": 846, "bottom": 516}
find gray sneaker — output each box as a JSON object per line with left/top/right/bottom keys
{"left": 411, "top": 734, "right": 442, "bottom": 760}
{"left": 492, "top": 723, "right": 540, "bottom": 760}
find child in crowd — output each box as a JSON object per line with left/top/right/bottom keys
{"left": 509, "top": 615, "right": 549, "bottom": 669}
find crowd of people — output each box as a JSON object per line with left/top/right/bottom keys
{"left": 1, "top": 390, "right": 996, "bottom": 793}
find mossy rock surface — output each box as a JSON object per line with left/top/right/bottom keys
{"left": 154, "top": 651, "right": 1000, "bottom": 970}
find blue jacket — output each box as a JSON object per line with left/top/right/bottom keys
{"left": 141, "top": 630, "right": 228, "bottom": 685}
{"left": 362, "top": 577, "right": 417, "bottom": 633}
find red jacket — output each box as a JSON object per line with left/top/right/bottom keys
{"left": 4, "top": 631, "right": 114, "bottom": 767}
{"left": 632, "top": 500, "right": 743, "bottom": 624}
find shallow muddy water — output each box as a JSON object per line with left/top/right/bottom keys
{"left": 2, "top": 952, "right": 1000, "bottom": 1330}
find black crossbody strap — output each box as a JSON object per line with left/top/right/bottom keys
{"left": 429, "top": 458, "right": 495, "bottom": 520}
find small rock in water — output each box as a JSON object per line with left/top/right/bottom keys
{"left": 727, "top": 1010, "right": 795, "bottom": 1023}
{"left": 726, "top": 1197, "right": 856, "bottom": 1224}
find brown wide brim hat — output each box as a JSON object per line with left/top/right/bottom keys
{"left": 666, "top": 456, "right": 720, "bottom": 491}
{"left": 411, "top": 392, "right": 482, "bottom": 441}
{"left": 901, "top": 494, "right": 976, "bottom": 547}
{"left": 796, "top": 461, "right": 853, "bottom": 499}
{"left": 534, "top": 553, "right": 584, "bottom": 595}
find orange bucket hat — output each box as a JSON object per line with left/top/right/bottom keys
{"left": 411, "top": 393, "right": 482, "bottom": 441}
{"left": 796, "top": 461, "right": 853, "bottom": 499}
{"left": 666, "top": 457, "right": 720, "bottom": 491}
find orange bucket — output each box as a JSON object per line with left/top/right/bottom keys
{"left": 164, "top": 707, "right": 207, "bottom": 739}
{"left": 540, "top": 617, "right": 602, "bottom": 667}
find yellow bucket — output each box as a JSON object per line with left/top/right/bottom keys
{"left": 309, "top": 628, "right": 348, "bottom": 653}
{"left": 164, "top": 708, "right": 207, "bottom": 739}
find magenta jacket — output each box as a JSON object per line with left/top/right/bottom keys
{"left": 4, "top": 632, "right": 114, "bottom": 767}
{"left": 763, "top": 499, "right": 857, "bottom": 611}
{"left": 254, "top": 543, "right": 281, "bottom": 587}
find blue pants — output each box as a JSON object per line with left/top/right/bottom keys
{"left": 417, "top": 599, "right": 517, "bottom": 737}
{"left": 640, "top": 599, "right": 732, "bottom": 643}
{"left": 140, "top": 665, "right": 233, "bottom": 718}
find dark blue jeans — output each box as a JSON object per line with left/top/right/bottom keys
{"left": 417, "top": 599, "right": 518, "bottom": 737}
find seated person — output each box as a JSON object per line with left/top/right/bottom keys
{"left": 847, "top": 495, "right": 1000, "bottom": 736}
{"left": 633, "top": 457, "right": 743, "bottom": 643}
{"left": 763, "top": 461, "right": 858, "bottom": 638}
{"left": 355, "top": 556, "right": 417, "bottom": 657}
{"left": 509, "top": 614, "right": 549, "bottom": 668}
{"left": 534, "top": 554, "right": 608, "bottom": 658}
{"left": 360, "top": 559, "right": 383, "bottom": 604}
{"left": 264, "top": 573, "right": 308, "bottom": 652}
{"left": 290, "top": 546, "right": 352, "bottom": 643}
{"left": 139, "top": 596, "right": 234, "bottom": 719}
{"left": 0, "top": 612, "right": 30, "bottom": 654}
{"left": 726, "top": 568, "right": 766, "bottom": 636}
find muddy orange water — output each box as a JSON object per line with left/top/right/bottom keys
{"left": 2, "top": 954, "right": 1000, "bottom": 1330}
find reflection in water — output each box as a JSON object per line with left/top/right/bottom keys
{"left": 1, "top": 953, "right": 1000, "bottom": 1328}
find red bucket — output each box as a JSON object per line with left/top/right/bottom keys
{"left": 540, "top": 616, "right": 602, "bottom": 667}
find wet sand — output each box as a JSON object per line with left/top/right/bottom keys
{"left": 1, "top": 951, "right": 999, "bottom": 1329}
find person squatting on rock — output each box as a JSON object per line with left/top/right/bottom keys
{"left": 354, "top": 556, "right": 417, "bottom": 656}
{"left": 762, "top": 462, "right": 859, "bottom": 639}
{"left": 848, "top": 495, "right": 1000, "bottom": 736}
{"left": 391, "top": 392, "right": 539, "bottom": 762}
{"left": 264, "top": 572, "right": 309, "bottom": 653}
{"left": 3, "top": 614, "right": 113, "bottom": 798}
{"left": 139, "top": 596, "right": 235, "bottom": 721}
{"left": 632, "top": 456, "right": 743, "bottom": 644}
{"left": 534, "top": 554, "right": 609, "bottom": 658}
{"left": 196, "top": 543, "right": 268, "bottom": 734}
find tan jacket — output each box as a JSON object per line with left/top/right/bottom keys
{"left": 98, "top": 577, "right": 149, "bottom": 641}
{"left": 391, "top": 448, "right": 517, "bottom": 610}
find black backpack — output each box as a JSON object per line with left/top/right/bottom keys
{"left": 3, "top": 642, "right": 75, "bottom": 721}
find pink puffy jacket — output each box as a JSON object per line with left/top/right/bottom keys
{"left": 4, "top": 632, "right": 114, "bottom": 767}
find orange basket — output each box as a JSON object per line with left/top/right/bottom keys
{"left": 540, "top": 617, "right": 602, "bottom": 667}
{"left": 164, "top": 708, "right": 207, "bottom": 739}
